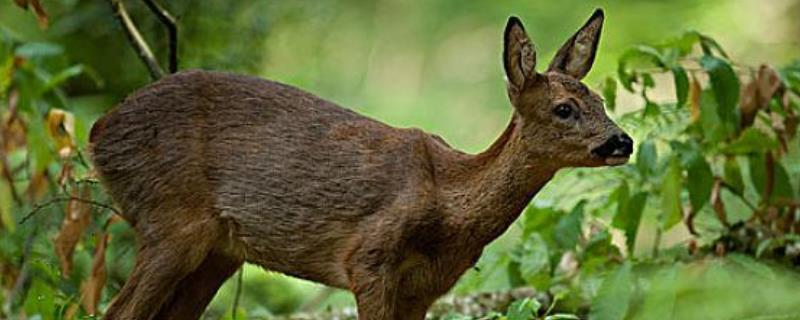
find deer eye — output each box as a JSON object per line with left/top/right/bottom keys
{"left": 553, "top": 103, "right": 574, "bottom": 119}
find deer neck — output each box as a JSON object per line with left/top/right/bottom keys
{"left": 440, "top": 116, "right": 558, "bottom": 246}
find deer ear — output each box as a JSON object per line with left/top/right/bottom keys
{"left": 547, "top": 9, "right": 604, "bottom": 80}
{"left": 503, "top": 16, "right": 537, "bottom": 90}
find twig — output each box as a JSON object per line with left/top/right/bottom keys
{"left": 142, "top": 0, "right": 178, "bottom": 73}
{"left": 232, "top": 267, "right": 244, "bottom": 320}
{"left": 19, "top": 196, "right": 121, "bottom": 224}
{"left": 108, "top": 0, "right": 165, "bottom": 79}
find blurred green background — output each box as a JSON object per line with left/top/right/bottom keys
{"left": 1, "top": 0, "right": 799, "bottom": 319}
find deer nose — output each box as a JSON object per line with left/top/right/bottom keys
{"left": 592, "top": 133, "right": 634, "bottom": 158}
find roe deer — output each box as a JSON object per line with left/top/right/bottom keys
{"left": 89, "top": 9, "right": 631, "bottom": 320}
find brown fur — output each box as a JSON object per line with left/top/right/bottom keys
{"left": 90, "top": 9, "right": 628, "bottom": 320}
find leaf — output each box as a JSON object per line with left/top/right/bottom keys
{"left": 45, "top": 108, "right": 76, "bottom": 158}
{"left": 603, "top": 76, "right": 617, "bottom": 112}
{"left": 545, "top": 314, "right": 580, "bottom": 320}
{"left": 672, "top": 66, "right": 689, "bottom": 108}
{"left": 589, "top": 263, "right": 633, "bottom": 320}
{"left": 81, "top": 233, "right": 108, "bottom": 315}
{"left": 701, "top": 55, "right": 740, "bottom": 135}
{"left": 512, "top": 233, "right": 551, "bottom": 288}
{"left": 755, "top": 65, "right": 782, "bottom": 109}
{"left": 710, "top": 178, "right": 729, "bottom": 227}
{"left": 689, "top": 75, "right": 702, "bottom": 122}
{"left": 637, "top": 265, "right": 679, "bottom": 320}
{"left": 723, "top": 157, "right": 744, "bottom": 195}
{"left": 686, "top": 154, "right": 713, "bottom": 211}
{"left": 728, "top": 253, "right": 775, "bottom": 280}
{"left": 555, "top": 201, "right": 585, "bottom": 249}
{"left": 635, "top": 140, "right": 657, "bottom": 176}
{"left": 0, "top": 177, "right": 13, "bottom": 233}
{"left": 770, "top": 159, "right": 795, "bottom": 204}
{"left": 507, "top": 298, "right": 541, "bottom": 320}
{"left": 612, "top": 184, "right": 647, "bottom": 255}
{"left": 14, "top": 42, "right": 62, "bottom": 58}
{"left": 721, "top": 127, "right": 779, "bottom": 154}
{"left": 739, "top": 78, "right": 759, "bottom": 128}
{"left": 54, "top": 185, "right": 92, "bottom": 277}
{"left": 660, "top": 157, "right": 683, "bottom": 230}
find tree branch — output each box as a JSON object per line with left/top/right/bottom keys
{"left": 19, "top": 196, "right": 122, "bottom": 224}
{"left": 108, "top": 0, "right": 165, "bottom": 80}
{"left": 142, "top": 0, "right": 178, "bottom": 73}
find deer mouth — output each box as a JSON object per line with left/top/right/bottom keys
{"left": 590, "top": 133, "right": 634, "bottom": 166}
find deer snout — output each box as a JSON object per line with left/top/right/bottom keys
{"left": 591, "top": 133, "right": 633, "bottom": 165}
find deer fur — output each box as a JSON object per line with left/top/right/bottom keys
{"left": 90, "top": 9, "right": 631, "bottom": 320}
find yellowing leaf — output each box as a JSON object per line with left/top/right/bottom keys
{"left": 54, "top": 185, "right": 92, "bottom": 277}
{"left": 81, "top": 233, "right": 108, "bottom": 315}
{"left": 45, "top": 109, "right": 75, "bottom": 159}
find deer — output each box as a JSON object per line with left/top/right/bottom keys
{"left": 88, "top": 8, "right": 631, "bottom": 320}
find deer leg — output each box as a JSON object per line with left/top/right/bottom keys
{"left": 153, "top": 250, "right": 243, "bottom": 320}
{"left": 103, "top": 217, "right": 220, "bottom": 320}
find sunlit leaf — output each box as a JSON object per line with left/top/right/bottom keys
{"left": 590, "top": 263, "right": 633, "bottom": 320}
{"left": 636, "top": 265, "right": 679, "bottom": 320}
{"left": 636, "top": 140, "right": 657, "bottom": 176}
{"left": 723, "top": 157, "right": 744, "bottom": 195}
{"left": 660, "top": 157, "right": 683, "bottom": 230}
{"left": 612, "top": 182, "right": 647, "bottom": 255}
{"left": 555, "top": 201, "right": 585, "bottom": 249}
{"left": 507, "top": 298, "right": 541, "bottom": 320}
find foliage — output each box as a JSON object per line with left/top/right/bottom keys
{"left": 472, "top": 30, "right": 800, "bottom": 319}
{"left": 1, "top": 1, "right": 799, "bottom": 320}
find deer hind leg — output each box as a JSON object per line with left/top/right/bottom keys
{"left": 154, "top": 250, "right": 243, "bottom": 320}
{"left": 103, "top": 210, "right": 221, "bottom": 320}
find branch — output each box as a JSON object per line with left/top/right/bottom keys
{"left": 19, "top": 196, "right": 122, "bottom": 224}
{"left": 108, "top": 0, "right": 165, "bottom": 80}
{"left": 142, "top": 0, "right": 178, "bottom": 73}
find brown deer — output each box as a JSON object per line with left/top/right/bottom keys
{"left": 89, "top": 9, "right": 631, "bottom": 320}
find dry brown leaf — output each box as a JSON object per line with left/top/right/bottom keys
{"left": 11, "top": 0, "right": 48, "bottom": 28}
{"left": 12, "top": 0, "right": 27, "bottom": 9}
{"left": 689, "top": 75, "right": 702, "bottom": 123}
{"left": 711, "top": 178, "right": 729, "bottom": 227}
{"left": 54, "top": 185, "right": 92, "bottom": 277}
{"left": 80, "top": 233, "right": 108, "bottom": 315}
{"left": 756, "top": 65, "right": 782, "bottom": 109}
{"left": 739, "top": 79, "right": 759, "bottom": 129}
{"left": 45, "top": 109, "right": 76, "bottom": 159}
{"left": 684, "top": 204, "right": 698, "bottom": 236}
{"left": 26, "top": 169, "right": 49, "bottom": 201}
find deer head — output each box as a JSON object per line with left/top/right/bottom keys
{"left": 503, "top": 9, "right": 632, "bottom": 167}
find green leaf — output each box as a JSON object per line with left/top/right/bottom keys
{"left": 555, "top": 201, "right": 585, "bottom": 249}
{"left": 672, "top": 66, "right": 689, "bottom": 108}
{"left": 545, "top": 314, "right": 580, "bottom": 320}
{"left": 42, "top": 65, "right": 84, "bottom": 93}
{"left": 0, "top": 179, "right": 12, "bottom": 233}
{"left": 771, "top": 160, "right": 795, "bottom": 203}
{"left": 512, "top": 233, "right": 551, "bottom": 288}
{"left": 720, "top": 127, "right": 779, "bottom": 155}
{"left": 723, "top": 157, "right": 744, "bottom": 194}
{"left": 660, "top": 157, "right": 683, "bottom": 230}
{"left": 507, "top": 298, "right": 541, "bottom": 320}
{"left": 613, "top": 191, "right": 647, "bottom": 255}
{"left": 698, "top": 89, "right": 728, "bottom": 143}
{"left": 590, "top": 263, "right": 633, "bottom": 320}
{"left": 637, "top": 265, "right": 679, "bottom": 320}
{"left": 14, "top": 42, "right": 64, "bottom": 58}
{"left": 686, "top": 155, "right": 713, "bottom": 211}
{"left": 749, "top": 152, "right": 767, "bottom": 198}
{"left": 700, "top": 55, "right": 740, "bottom": 135}
{"left": 636, "top": 140, "right": 657, "bottom": 176}
{"left": 603, "top": 76, "right": 617, "bottom": 112}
